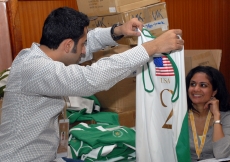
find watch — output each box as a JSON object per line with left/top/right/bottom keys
{"left": 213, "top": 120, "right": 222, "bottom": 125}
{"left": 110, "top": 23, "right": 124, "bottom": 41}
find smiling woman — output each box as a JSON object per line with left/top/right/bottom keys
{"left": 186, "top": 66, "right": 230, "bottom": 161}
{"left": 188, "top": 72, "right": 217, "bottom": 107}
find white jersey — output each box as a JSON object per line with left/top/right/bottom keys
{"left": 136, "top": 29, "right": 190, "bottom": 162}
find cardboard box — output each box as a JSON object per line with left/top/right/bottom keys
{"left": 88, "top": 14, "right": 123, "bottom": 29}
{"left": 88, "top": 2, "right": 169, "bottom": 45}
{"left": 88, "top": 14, "right": 130, "bottom": 45}
{"left": 81, "top": 45, "right": 136, "bottom": 113}
{"left": 77, "top": 0, "right": 160, "bottom": 17}
{"left": 117, "top": 110, "right": 136, "bottom": 127}
{"left": 123, "top": 2, "right": 168, "bottom": 38}
{"left": 184, "top": 49, "right": 222, "bottom": 75}
{"left": 95, "top": 77, "right": 136, "bottom": 113}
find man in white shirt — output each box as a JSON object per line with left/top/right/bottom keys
{"left": 0, "top": 7, "right": 184, "bottom": 162}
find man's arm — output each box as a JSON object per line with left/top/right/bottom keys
{"left": 81, "top": 18, "right": 144, "bottom": 63}
{"left": 107, "top": 18, "right": 184, "bottom": 56}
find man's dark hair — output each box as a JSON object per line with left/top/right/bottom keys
{"left": 186, "top": 66, "right": 230, "bottom": 112}
{"left": 40, "top": 7, "right": 89, "bottom": 49}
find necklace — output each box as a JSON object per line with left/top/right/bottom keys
{"left": 189, "top": 110, "right": 212, "bottom": 159}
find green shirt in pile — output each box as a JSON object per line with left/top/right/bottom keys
{"left": 69, "top": 123, "right": 136, "bottom": 162}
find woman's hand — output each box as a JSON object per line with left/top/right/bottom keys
{"left": 204, "top": 97, "right": 221, "bottom": 120}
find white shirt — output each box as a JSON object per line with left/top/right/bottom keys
{"left": 0, "top": 27, "right": 149, "bottom": 162}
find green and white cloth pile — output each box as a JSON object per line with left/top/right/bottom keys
{"left": 66, "top": 96, "right": 136, "bottom": 161}
{"left": 68, "top": 123, "right": 136, "bottom": 162}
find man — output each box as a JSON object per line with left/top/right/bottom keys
{"left": 0, "top": 7, "right": 184, "bottom": 161}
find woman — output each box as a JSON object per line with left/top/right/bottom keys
{"left": 186, "top": 66, "right": 230, "bottom": 161}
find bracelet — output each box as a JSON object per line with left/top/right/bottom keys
{"left": 110, "top": 23, "right": 124, "bottom": 41}
{"left": 213, "top": 120, "right": 222, "bottom": 125}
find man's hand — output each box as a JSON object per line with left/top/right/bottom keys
{"left": 113, "top": 18, "right": 143, "bottom": 37}
{"left": 142, "top": 29, "right": 184, "bottom": 56}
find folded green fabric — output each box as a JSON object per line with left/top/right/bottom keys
{"left": 69, "top": 123, "right": 136, "bottom": 162}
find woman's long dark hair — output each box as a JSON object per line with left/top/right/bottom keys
{"left": 186, "top": 66, "right": 230, "bottom": 112}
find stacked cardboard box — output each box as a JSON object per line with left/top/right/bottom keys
{"left": 77, "top": 0, "right": 160, "bottom": 17}
{"left": 86, "top": 2, "right": 169, "bottom": 45}
{"left": 184, "top": 49, "right": 222, "bottom": 75}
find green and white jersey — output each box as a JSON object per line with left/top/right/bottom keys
{"left": 136, "top": 29, "right": 190, "bottom": 162}
{"left": 69, "top": 123, "right": 136, "bottom": 162}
